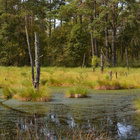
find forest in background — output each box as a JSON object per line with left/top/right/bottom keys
{"left": 0, "top": 0, "right": 140, "bottom": 67}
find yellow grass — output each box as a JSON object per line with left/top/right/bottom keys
{"left": 0, "top": 66, "right": 140, "bottom": 99}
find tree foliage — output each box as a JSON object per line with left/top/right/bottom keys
{"left": 0, "top": 0, "right": 139, "bottom": 67}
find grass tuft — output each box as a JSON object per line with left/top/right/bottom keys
{"left": 14, "top": 86, "right": 51, "bottom": 102}
{"left": 66, "top": 86, "right": 89, "bottom": 98}
{"left": 0, "top": 66, "right": 140, "bottom": 100}
{"left": 2, "top": 80, "right": 51, "bottom": 102}
{"left": 96, "top": 79, "right": 121, "bottom": 90}
{"left": 2, "top": 87, "right": 13, "bottom": 99}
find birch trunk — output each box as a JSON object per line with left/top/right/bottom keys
{"left": 34, "top": 33, "right": 40, "bottom": 89}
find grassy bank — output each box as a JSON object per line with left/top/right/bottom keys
{"left": 0, "top": 66, "right": 140, "bottom": 100}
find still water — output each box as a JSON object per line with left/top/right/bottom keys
{"left": 0, "top": 89, "right": 140, "bottom": 139}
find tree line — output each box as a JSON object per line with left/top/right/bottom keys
{"left": 0, "top": 0, "right": 140, "bottom": 67}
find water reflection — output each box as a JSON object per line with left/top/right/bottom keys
{"left": 0, "top": 92, "right": 140, "bottom": 139}
{"left": 117, "top": 122, "right": 132, "bottom": 138}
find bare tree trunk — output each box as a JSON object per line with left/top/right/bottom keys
{"left": 91, "top": 32, "right": 94, "bottom": 56}
{"left": 125, "top": 48, "right": 129, "bottom": 71}
{"left": 94, "top": 0, "right": 98, "bottom": 57}
{"left": 5, "top": 0, "right": 7, "bottom": 12}
{"left": 54, "top": 18, "right": 56, "bottom": 30}
{"left": 17, "top": 0, "right": 22, "bottom": 65}
{"left": 60, "top": 0, "right": 63, "bottom": 27}
{"left": 18, "top": 0, "right": 21, "bottom": 44}
{"left": 82, "top": 53, "right": 86, "bottom": 68}
{"left": 60, "top": 16, "right": 62, "bottom": 27}
{"left": 115, "top": 72, "right": 117, "bottom": 79}
{"left": 90, "top": 16, "right": 94, "bottom": 56}
{"left": 42, "top": 14, "right": 45, "bottom": 33}
{"left": 79, "top": 0, "right": 82, "bottom": 24}
{"left": 34, "top": 33, "right": 40, "bottom": 89}
{"left": 4, "top": 0, "right": 7, "bottom": 25}
{"left": 42, "top": 0, "right": 45, "bottom": 32}
{"left": 49, "top": 0, "right": 52, "bottom": 37}
{"left": 75, "top": 15, "right": 77, "bottom": 24}
{"left": 79, "top": 15, "right": 82, "bottom": 24}
{"left": 104, "top": 0, "right": 109, "bottom": 63}
{"left": 90, "top": 16, "right": 95, "bottom": 71}
{"left": 101, "top": 53, "right": 103, "bottom": 73}
{"left": 49, "top": 21, "right": 51, "bottom": 37}
{"left": 121, "top": 46, "right": 124, "bottom": 61}
{"left": 112, "top": 4, "right": 116, "bottom": 67}
{"left": 105, "top": 20, "right": 109, "bottom": 62}
{"left": 109, "top": 71, "right": 112, "bottom": 80}
{"left": 94, "top": 38, "right": 98, "bottom": 56}
{"left": 25, "top": 26, "right": 34, "bottom": 86}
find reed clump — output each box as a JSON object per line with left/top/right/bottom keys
{"left": 2, "top": 85, "right": 51, "bottom": 102}
{"left": 95, "top": 80, "right": 121, "bottom": 90}
{"left": 134, "top": 98, "right": 140, "bottom": 113}
{"left": 0, "top": 121, "right": 109, "bottom": 140}
{"left": 0, "top": 67, "right": 140, "bottom": 96}
{"left": 14, "top": 86, "right": 51, "bottom": 102}
{"left": 66, "top": 86, "right": 89, "bottom": 98}
{"left": 2, "top": 79, "right": 51, "bottom": 102}
{"left": 2, "top": 86, "right": 13, "bottom": 99}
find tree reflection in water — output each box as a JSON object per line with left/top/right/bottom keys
{"left": 0, "top": 113, "right": 108, "bottom": 139}
{"left": 1, "top": 92, "right": 140, "bottom": 139}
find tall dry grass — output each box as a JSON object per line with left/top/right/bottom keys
{"left": 0, "top": 66, "right": 140, "bottom": 100}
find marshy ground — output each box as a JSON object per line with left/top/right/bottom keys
{"left": 0, "top": 67, "right": 140, "bottom": 139}
{"left": 0, "top": 67, "right": 140, "bottom": 101}
{"left": 1, "top": 88, "right": 140, "bottom": 139}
